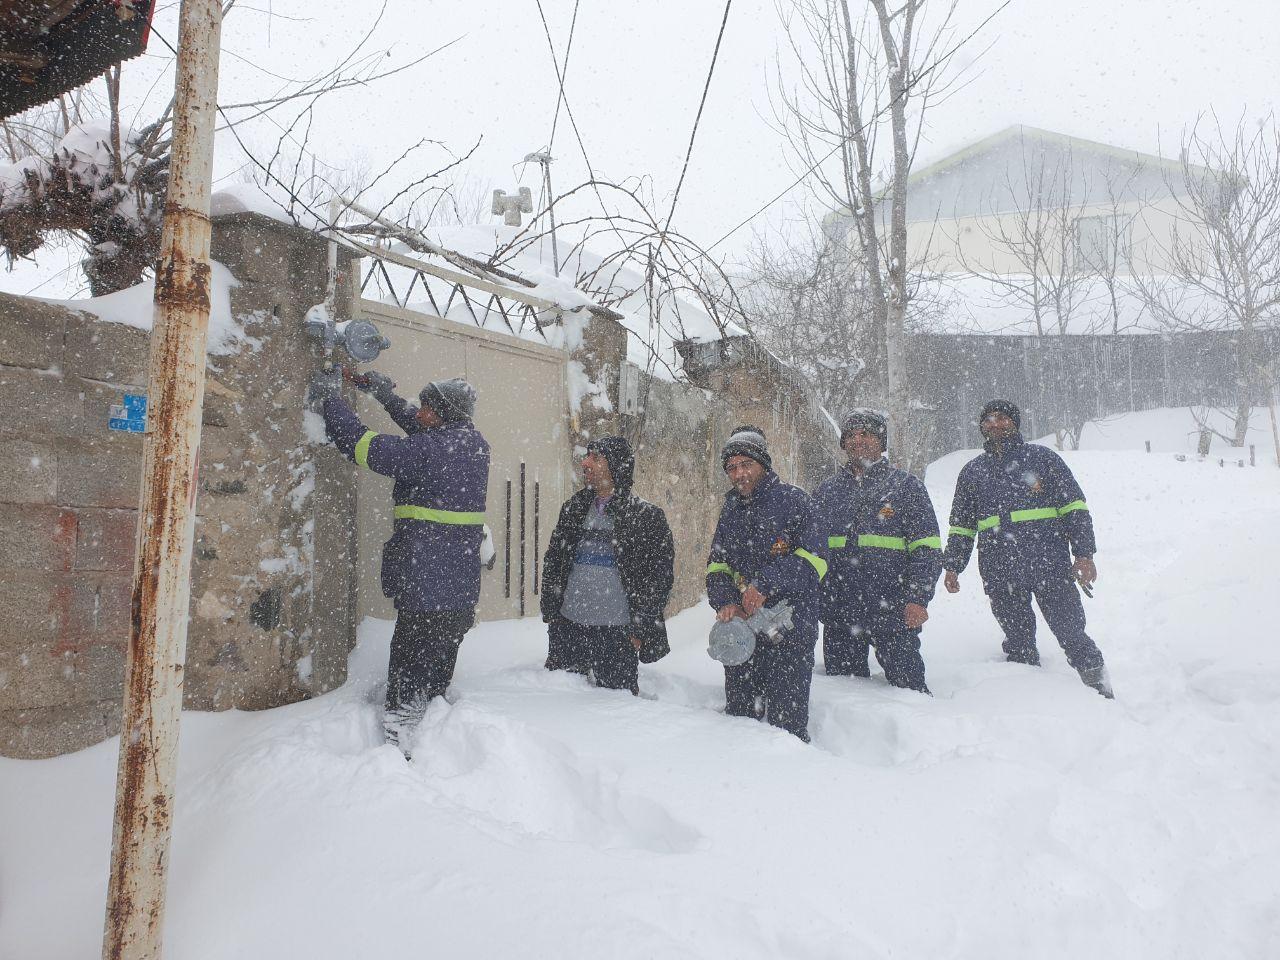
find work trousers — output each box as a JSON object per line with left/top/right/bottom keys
{"left": 724, "top": 635, "right": 815, "bottom": 742}
{"left": 984, "top": 574, "right": 1104, "bottom": 672}
{"left": 385, "top": 608, "right": 475, "bottom": 720}
{"left": 545, "top": 618, "right": 639, "bottom": 694}
{"left": 823, "top": 619, "right": 930, "bottom": 694}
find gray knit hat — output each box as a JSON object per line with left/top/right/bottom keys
{"left": 840, "top": 409, "right": 889, "bottom": 448}
{"left": 979, "top": 398, "right": 1021, "bottom": 429}
{"left": 420, "top": 378, "right": 477, "bottom": 422}
{"left": 721, "top": 425, "right": 772, "bottom": 473}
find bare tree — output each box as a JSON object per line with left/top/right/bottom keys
{"left": 741, "top": 222, "right": 875, "bottom": 418}
{"left": 960, "top": 148, "right": 1094, "bottom": 337}
{"left": 490, "top": 178, "right": 752, "bottom": 366}
{"left": 0, "top": 2, "right": 455, "bottom": 295}
{"left": 1, "top": 88, "right": 104, "bottom": 162}
{"left": 1077, "top": 161, "right": 1149, "bottom": 337}
{"left": 1139, "top": 114, "right": 1280, "bottom": 447}
{"left": 956, "top": 142, "right": 1158, "bottom": 448}
{"left": 772, "top": 0, "right": 973, "bottom": 469}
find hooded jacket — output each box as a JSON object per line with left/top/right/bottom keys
{"left": 539, "top": 439, "right": 675, "bottom": 654}
{"left": 323, "top": 394, "right": 490, "bottom": 611}
{"left": 943, "top": 433, "right": 1095, "bottom": 586}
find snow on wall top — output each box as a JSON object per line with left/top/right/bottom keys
{"left": 38, "top": 260, "right": 249, "bottom": 355}
{"left": 209, "top": 183, "right": 328, "bottom": 231}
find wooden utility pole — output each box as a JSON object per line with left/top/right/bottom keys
{"left": 102, "top": 1, "right": 222, "bottom": 957}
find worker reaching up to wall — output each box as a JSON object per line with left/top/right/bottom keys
{"left": 310, "top": 367, "right": 491, "bottom": 752}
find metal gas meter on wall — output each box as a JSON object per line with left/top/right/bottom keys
{"left": 305, "top": 312, "right": 392, "bottom": 363}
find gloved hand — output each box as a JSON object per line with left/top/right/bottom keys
{"left": 353, "top": 370, "right": 397, "bottom": 402}
{"left": 306, "top": 366, "right": 342, "bottom": 407}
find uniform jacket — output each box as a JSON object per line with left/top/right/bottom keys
{"left": 323, "top": 394, "right": 490, "bottom": 612}
{"left": 705, "top": 471, "right": 826, "bottom": 642}
{"left": 539, "top": 486, "right": 675, "bottom": 650}
{"left": 812, "top": 458, "right": 942, "bottom": 625}
{"left": 943, "top": 433, "right": 1095, "bottom": 586}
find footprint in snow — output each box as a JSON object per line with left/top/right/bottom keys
{"left": 403, "top": 697, "right": 704, "bottom": 855}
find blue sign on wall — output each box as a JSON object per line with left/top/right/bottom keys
{"left": 108, "top": 393, "right": 148, "bottom": 433}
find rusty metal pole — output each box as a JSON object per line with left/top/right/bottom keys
{"left": 102, "top": 1, "right": 222, "bottom": 958}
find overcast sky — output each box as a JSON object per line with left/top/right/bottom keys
{"left": 5, "top": 0, "right": 1279, "bottom": 297}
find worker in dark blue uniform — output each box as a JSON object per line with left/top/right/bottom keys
{"left": 942, "top": 399, "right": 1113, "bottom": 698}
{"left": 311, "top": 368, "right": 491, "bottom": 746}
{"left": 706, "top": 427, "right": 827, "bottom": 741}
{"left": 813, "top": 410, "right": 940, "bottom": 693}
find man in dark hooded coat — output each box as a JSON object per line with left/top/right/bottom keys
{"left": 539, "top": 436, "right": 675, "bottom": 694}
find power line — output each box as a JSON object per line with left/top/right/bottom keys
{"left": 533, "top": 0, "right": 597, "bottom": 183}
{"left": 532, "top": 0, "right": 626, "bottom": 243}
{"left": 664, "top": 0, "right": 733, "bottom": 232}
{"left": 699, "top": 0, "right": 1012, "bottom": 259}
{"left": 547, "top": 0, "right": 582, "bottom": 152}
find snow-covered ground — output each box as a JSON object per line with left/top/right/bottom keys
{"left": 4, "top": 410, "right": 1279, "bottom": 959}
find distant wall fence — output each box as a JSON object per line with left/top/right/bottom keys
{"left": 911, "top": 328, "right": 1280, "bottom": 454}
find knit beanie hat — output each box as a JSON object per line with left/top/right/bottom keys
{"left": 586, "top": 435, "right": 635, "bottom": 492}
{"left": 840, "top": 409, "right": 889, "bottom": 449}
{"left": 420, "top": 378, "right": 477, "bottom": 422}
{"left": 979, "top": 399, "right": 1021, "bottom": 429}
{"left": 721, "top": 425, "right": 772, "bottom": 473}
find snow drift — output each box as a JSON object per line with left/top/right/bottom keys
{"left": 2, "top": 409, "right": 1278, "bottom": 959}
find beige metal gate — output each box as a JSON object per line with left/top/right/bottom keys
{"left": 352, "top": 299, "right": 572, "bottom": 623}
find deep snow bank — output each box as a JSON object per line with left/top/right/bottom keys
{"left": 3, "top": 430, "right": 1279, "bottom": 959}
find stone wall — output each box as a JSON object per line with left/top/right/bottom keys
{"left": 0, "top": 213, "right": 360, "bottom": 758}
{"left": 565, "top": 316, "right": 839, "bottom": 615}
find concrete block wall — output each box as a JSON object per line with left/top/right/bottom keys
{"left": 0, "top": 213, "right": 360, "bottom": 758}
{"left": 0, "top": 296, "right": 147, "bottom": 757}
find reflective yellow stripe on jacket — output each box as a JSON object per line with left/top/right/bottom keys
{"left": 393, "top": 505, "right": 485, "bottom": 525}
{"left": 353, "top": 430, "right": 377, "bottom": 468}
{"left": 794, "top": 548, "right": 827, "bottom": 580}
{"left": 956, "top": 501, "right": 1089, "bottom": 537}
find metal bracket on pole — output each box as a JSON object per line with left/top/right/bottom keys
{"left": 524, "top": 150, "right": 560, "bottom": 276}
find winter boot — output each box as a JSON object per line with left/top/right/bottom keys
{"left": 1079, "top": 665, "right": 1114, "bottom": 699}
{"left": 1005, "top": 648, "right": 1041, "bottom": 667}
{"left": 383, "top": 699, "right": 427, "bottom": 759}
{"left": 383, "top": 710, "right": 408, "bottom": 756}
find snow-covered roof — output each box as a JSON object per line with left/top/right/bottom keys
{"left": 906, "top": 125, "right": 1198, "bottom": 191}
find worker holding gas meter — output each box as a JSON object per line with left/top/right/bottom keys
{"left": 704, "top": 427, "right": 827, "bottom": 743}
